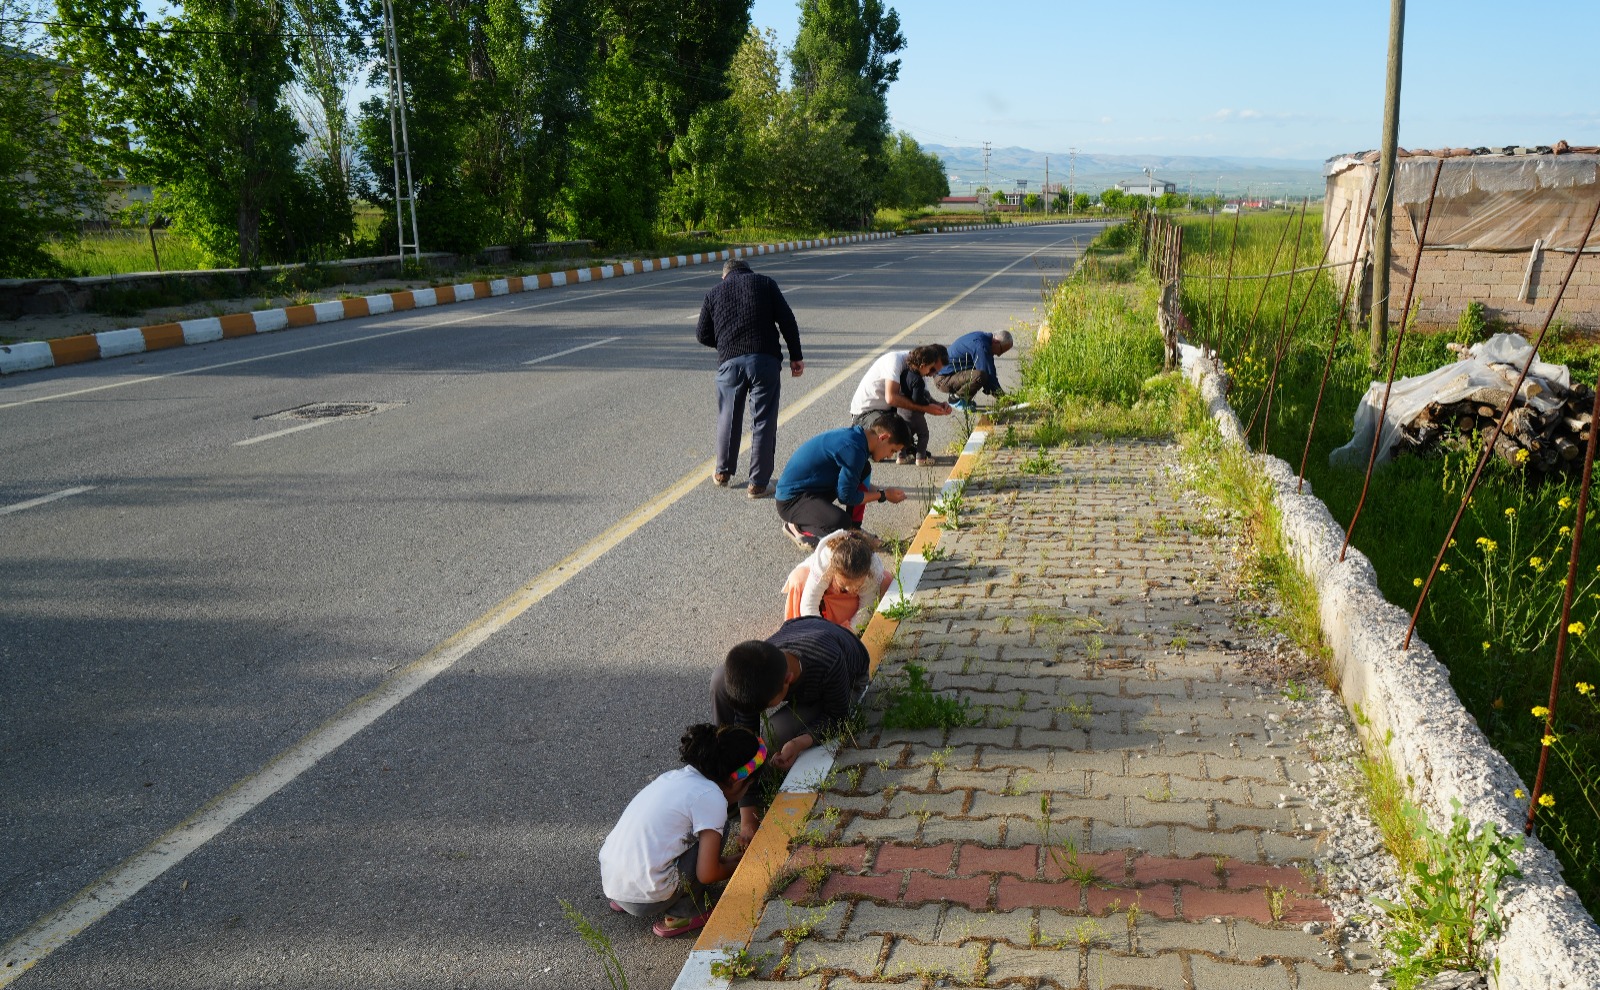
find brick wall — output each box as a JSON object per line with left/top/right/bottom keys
{"left": 1325, "top": 162, "right": 1600, "bottom": 333}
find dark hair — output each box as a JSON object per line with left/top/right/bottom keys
{"left": 723, "top": 639, "right": 789, "bottom": 712}
{"left": 680, "top": 723, "right": 762, "bottom": 783}
{"left": 823, "top": 530, "right": 876, "bottom": 581}
{"left": 868, "top": 411, "right": 913, "bottom": 449}
{"left": 722, "top": 258, "right": 751, "bottom": 277}
{"left": 907, "top": 344, "right": 948, "bottom": 368}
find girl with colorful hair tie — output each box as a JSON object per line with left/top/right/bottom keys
{"left": 598, "top": 723, "right": 765, "bottom": 937}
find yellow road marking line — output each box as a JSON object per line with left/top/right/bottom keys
{"left": 0, "top": 246, "right": 1061, "bottom": 983}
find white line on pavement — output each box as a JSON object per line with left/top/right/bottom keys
{"left": 522, "top": 336, "right": 622, "bottom": 366}
{"left": 0, "top": 486, "right": 95, "bottom": 517}
{"left": 0, "top": 234, "right": 1079, "bottom": 985}
{"left": 826, "top": 273, "right": 853, "bottom": 280}
{"left": 233, "top": 420, "right": 333, "bottom": 447}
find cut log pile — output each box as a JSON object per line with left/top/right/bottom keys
{"left": 1400, "top": 348, "right": 1595, "bottom": 474}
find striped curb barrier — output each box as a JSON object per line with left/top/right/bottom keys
{"left": 672, "top": 425, "right": 991, "bottom": 990}
{"left": 0, "top": 233, "right": 898, "bottom": 378}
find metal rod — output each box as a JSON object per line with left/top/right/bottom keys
{"left": 1403, "top": 190, "right": 1600, "bottom": 647}
{"left": 1341, "top": 157, "right": 1444, "bottom": 562}
{"left": 1244, "top": 211, "right": 1296, "bottom": 356}
{"left": 1217, "top": 207, "right": 1241, "bottom": 367}
{"left": 1257, "top": 200, "right": 1348, "bottom": 454}
{"left": 1246, "top": 198, "right": 1310, "bottom": 444}
{"left": 1299, "top": 174, "right": 1379, "bottom": 492}
{"left": 1526, "top": 371, "right": 1600, "bottom": 834}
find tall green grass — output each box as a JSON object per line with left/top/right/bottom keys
{"left": 48, "top": 228, "right": 211, "bottom": 276}
{"left": 1174, "top": 210, "right": 1600, "bottom": 912}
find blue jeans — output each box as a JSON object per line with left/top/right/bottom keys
{"left": 715, "top": 354, "right": 781, "bottom": 487}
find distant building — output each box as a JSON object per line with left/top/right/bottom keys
{"left": 1325, "top": 143, "right": 1600, "bottom": 331}
{"left": 1115, "top": 177, "right": 1177, "bottom": 197}
{"left": 937, "top": 195, "right": 980, "bottom": 212}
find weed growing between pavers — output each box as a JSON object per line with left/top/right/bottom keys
{"left": 879, "top": 664, "right": 978, "bottom": 731}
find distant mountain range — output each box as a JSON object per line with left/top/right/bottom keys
{"left": 925, "top": 144, "right": 1327, "bottom": 199}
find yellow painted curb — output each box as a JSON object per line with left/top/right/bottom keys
{"left": 684, "top": 421, "right": 993, "bottom": 968}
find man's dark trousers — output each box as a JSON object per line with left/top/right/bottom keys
{"left": 716, "top": 353, "right": 782, "bottom": 488}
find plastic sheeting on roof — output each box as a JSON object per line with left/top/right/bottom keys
{"left": 1329, "top": 155, "right": 1600, "bottom": 253}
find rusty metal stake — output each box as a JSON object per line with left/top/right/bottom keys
{"left": 1244, "top": 211, "right": 1297, "bottom": 355}
{"left": 1404, "top": 189, "right": 1600, "bottom": 647}
{"left": 1342, "top": 157, "right": 1444, "bottom": 562}
{"left": 1246, "top": 198, "right": 1310, "bottom": 445}
{"left": 1259, "top": 201, "right": 1349, "bottom": 454}
{"left": 1299, "top": 173, "right": 1381, "bottom": 492}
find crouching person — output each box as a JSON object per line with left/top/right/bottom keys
{"left": 711, "top": 616, "right": 870, "bottom": 841}
{"left": 598, "top": 723, "right": 765, "bottom": 937}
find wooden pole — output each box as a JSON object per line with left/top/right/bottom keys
{"left": 1369, "top": 0, "right": 1405, "bottom": 370}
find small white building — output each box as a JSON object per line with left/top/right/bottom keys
{"left": 1115, "top": 177, "right": 1177, "bottom": 198}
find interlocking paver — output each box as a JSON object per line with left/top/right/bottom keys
{"left": 734, "top": 441, "right": 1378, "bottom": 987}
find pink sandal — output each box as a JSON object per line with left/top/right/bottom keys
{"left": 651, "top": 909, "right": 712, "bottom": 938}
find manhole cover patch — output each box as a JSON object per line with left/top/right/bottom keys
{"left": 260, "top": 401, "right": 401, "bottom": 422}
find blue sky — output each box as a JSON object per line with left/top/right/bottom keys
{"left": 749, "top": 0, "right": 1600, "bottom": 160}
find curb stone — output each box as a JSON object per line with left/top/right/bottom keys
{"left": 1179, "top": 342, "right": 1600, "bottom": 990}
{"left": 670, "top": 428, "right": 992, "bottom": 990}
{"left": 0, "top": 233, "right": 901, "bottom": 377}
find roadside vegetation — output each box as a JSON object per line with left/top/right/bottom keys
{"left": 1021, "top": 217, "right": 1590, "bottom": 979}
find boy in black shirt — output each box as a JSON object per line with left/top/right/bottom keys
{"left": 711, "top": 616, "right": 870, "bottom": 839}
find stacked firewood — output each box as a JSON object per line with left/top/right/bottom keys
{"left": 1401, "top": 366, "right": 1596, "bottom": 473}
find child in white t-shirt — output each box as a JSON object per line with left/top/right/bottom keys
{"left": 782, "top": 529, "right": 891, "bottom": 629}
{"left": 598, "top": 724, "right": 764, "bottom": 937}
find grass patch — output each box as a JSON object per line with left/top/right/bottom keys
{"left": 880, "top": 662, "right": 977, "bottom": 730}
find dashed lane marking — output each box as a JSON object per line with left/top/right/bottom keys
{"left": 522, "top": 336, "right": 622, "bottom": 366}
{"left": 0, "top": 233, "right": 1079, "bottom": 985}
{"left": 0, "top": 486, "right": 95, "bottom": 517}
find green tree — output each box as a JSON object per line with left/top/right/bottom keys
{"left": 1073, "top": 192, "right": 1091, "bottom": 212}
{"left": 1100, "top": 188, "right": 1126, "bottom": 212}
{"left": 880, "top": 130, "right": 946, "bottom": 213}
{"left": 790, "top": 0, "right": 904, "bottom": 222}
{"left": 1, "top": 1, "right": 103, "bottom": 276}
{"left": 1022, "top": 192, "right": 1041, "bottom": 212}
{"left": 56, "top": 0, "right": 333, "bottom": 266}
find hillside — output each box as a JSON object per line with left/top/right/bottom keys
{"left": 925, "top": 144, "right": 1326, "bottom": 199}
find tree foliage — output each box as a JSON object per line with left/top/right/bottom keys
{"left": 1, "top": 0, "right": 103, "bottom": 276}
{"left": 55, "top": 0, "right": 346, "bottom": 266}
{"left": 881, "top": 130, "right": 947, "bottom": 212}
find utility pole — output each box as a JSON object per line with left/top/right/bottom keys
{"left": 982, "top": 141, "right": 992, "bottom": 217}
{"left": 381, "top": 0, "right": 420, "bottom": 269}
{"left": 1369, "top": 0, "right": 1405, "bottom": 368}
{"left": 1069, "top": 148, "right": 1077, "bottom": 216}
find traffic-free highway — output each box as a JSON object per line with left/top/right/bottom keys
{"left": 0, "top": 223, "right": 1100, "bottom": 989}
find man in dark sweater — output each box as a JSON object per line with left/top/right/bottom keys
{"left": 711, "top": 616, "right": 871, "bottom": 838}
{"left": 696, "top": 258, "right": 805, "bottom": 498}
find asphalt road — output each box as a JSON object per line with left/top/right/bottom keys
{"left": 0, "top": 222, "right": 1102, "bottom": 989}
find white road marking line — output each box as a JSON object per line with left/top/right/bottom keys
{"left": 522, "top": 336, "right": 621, "bottom": 366}
{"left": 826, "top": 273, "right": 853, "bottom": 281}
{"left": 873, "top": 262, "right": 893, "bottom": 269}
{"left": 0, "top": 486, "right": 95, "bottom": 517}
{"left": 0, "top": 236, "right": 1073, "bottom": 985}
{"left": 233, "top": 420, "right": 333, "bottom": 447}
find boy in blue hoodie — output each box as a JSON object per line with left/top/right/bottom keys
{"left": 774, "top": 412, "right": 911, "bottom": 549}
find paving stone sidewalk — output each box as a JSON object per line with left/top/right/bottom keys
{"left": 738, "top": 438, "right": 1380, "bottom": 989}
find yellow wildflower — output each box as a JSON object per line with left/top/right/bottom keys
{"left": 1514, "top": 449, "right": 1530, "bottom": 464}
{"left": 1440, "top": 563, "right": 1451, "bottom": 573}
{"left": 1560, "top": 497, "right": 1573, "bottom": 510}
{"left": 1449, "top": 538, "right": 1458, "bottom": 548}
{"left": 1560, "top": 526, "right": 1571, "bottom": 536}
{"left": 1413, "top": 577, "right": 1423, "bottom": 588}
{"left": 1539, "top": 792, "right": 1556, "bottom": 808}
{"left": 1482, "top": 641, "right": 1493, "bottom": 652}
{"left": 1529, "top": 556, "right": 1544, "bottom": 570}
{"left": 1505, "top": 506, "right": 1517, "bottom": 517}
{"left": 1542, "top": 734, "right": 1558, "bottom": 747}
{"left": 1493, "top": 696, "right": 1505, "bottom": 709}
{"left": 1514, "top": 788, "right": 1526, "bottom": 799}
{"left": 1570, "top": 621, "right": 1588, "bottom": 637}
{"left": 1577, "top": 682, "right": 1594, "bottom": 696}
{"left": 1533, "top": 706, "right": 1551, "bottom": 718}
